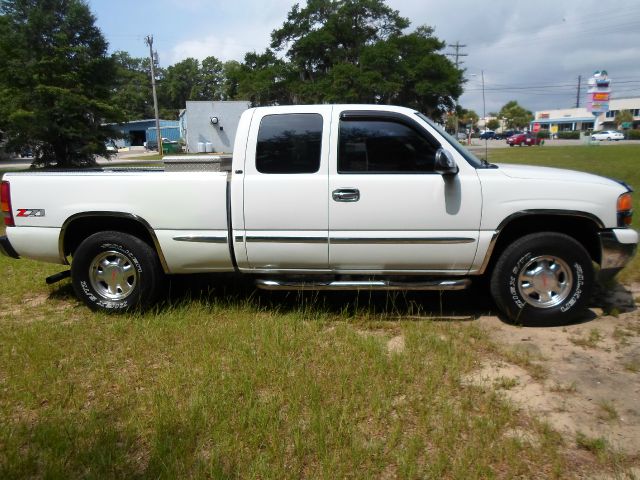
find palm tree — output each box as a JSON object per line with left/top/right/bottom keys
{"left": 615, "top": 110, "right": 634, "bottom": 132}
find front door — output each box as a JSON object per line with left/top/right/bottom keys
{"left": 328, "top": 110, "right": 482, "bottom": 274}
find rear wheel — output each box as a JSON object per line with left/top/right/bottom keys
{"left": 490, "top": 232, "right": 593, "bottom": 325}
{"left": 71, "top": 231, "right": 165, "bottom": 311}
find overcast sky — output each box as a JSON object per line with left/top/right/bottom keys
{"left": 87, "top": 0, "right": 640, "bottom": 115}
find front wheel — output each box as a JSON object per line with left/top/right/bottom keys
{"left": 71, "top": 231, "right": 165, "bottom": 311}
{"left": 490, "top": 232, "right": 593, "bottom": 325}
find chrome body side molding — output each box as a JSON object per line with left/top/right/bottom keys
{"left": 173, "top": 235, "right": 227, "bottom": 244}
{"left": 330, "top": 237, "right": 475, "bottom": 245}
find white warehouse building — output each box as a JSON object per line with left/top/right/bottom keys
{"left": 179, "top": 101, "right": 251, "bottom": 153}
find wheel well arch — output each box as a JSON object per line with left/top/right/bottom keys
{"left": 59, "top": 212, "right": 169, "bottom": 272}
{"left": 482, "top": 212, "right": 602, "bottom": 276}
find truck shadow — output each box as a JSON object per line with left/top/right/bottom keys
{"left": 164, "top": 274, "right": 636, "bottom": 326}
{"left": 47, "top": 274, "right": 635, "bottom": 326}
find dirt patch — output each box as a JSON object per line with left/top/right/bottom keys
{"left": 386, "top": 335, "right": 405, "bottom": 354}
{"left": 469, "top": 283, "right": 640, "bottom": 459}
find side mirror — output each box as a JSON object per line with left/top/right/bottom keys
{"left": 435, "top": 148, "right": 458, "bottom": 176}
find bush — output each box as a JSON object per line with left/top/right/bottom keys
{"left": 535, "top": 130, "right": 550, "bottom": 139}
{"left": 627, "top": 129, "right": 640, "bottom": 140}
{"left": 557, "top": 131, "right": 580, "bottom": 140}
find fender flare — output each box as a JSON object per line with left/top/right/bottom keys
{"left": 58, "top": 211, "right": 170, "bottom": 273}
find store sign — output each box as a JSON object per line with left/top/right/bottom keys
{"left": 587, "top": 70, "right": 611, "bottom": 113}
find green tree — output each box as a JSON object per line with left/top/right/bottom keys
{"left": 111, "top": 51, "right": 155, "bottom": 120}
{"left": 237, "top": 50, "right": 295, "bottom": 106}
{"left": 487, "top": 118, "right": 500, "bottom": 131}
{"left": 459, "top": 109, "right": 479, "bottom": 130}
{"left": 271, "top": 0, "right": 408, "bottom": 82}
{"left": 265, "top": 0, "right": 461, "bottom": 114}
{"left": 192, "top": 56, "right": 225, "bottom": 101}
{"left": 498, "top": 101, "right": 533, "bottom": 129}
{"left": 615, "top": 109, "right": 633, "bottom": 129}
{"left": 0, "top": 0, "right": 122, "bottom": 167}
{"left": 221, "top": 60, "right": 243, "bottom": 100}
{"left": 159, "top": 57, "right": 201, "bottom": 115}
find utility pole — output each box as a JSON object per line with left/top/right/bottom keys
{"left": 447, "top": 42, "right": 468, "bottom": 137}
{"left": 576, "top": 75, "right": 582, "bottom": 108}
{"left": 145, "top": 35, "right": 162, "bottom": 155}
{"left": 447, "top": 41, "right": 468, "bottom": 68}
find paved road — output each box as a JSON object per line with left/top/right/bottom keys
{"left": 0, "top": 150, "right": 160, "bottom": 170}
{"left": 467, "top": 138, "right": 639, "bottom": 151}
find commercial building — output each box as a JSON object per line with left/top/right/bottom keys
{"left": 533, "top": 97, "right": 640, "bottom": 132}
{"left": 106, "top": 119, "right": 180, "bottom": 149}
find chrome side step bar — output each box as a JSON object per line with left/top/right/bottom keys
{"left": 255, "top": 278, "right": 471, "bottom": 291}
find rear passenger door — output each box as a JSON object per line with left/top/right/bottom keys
{"left": 242, "top": 106, "right": 332, "bottom": 271}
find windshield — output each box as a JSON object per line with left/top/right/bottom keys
{"left": 415, "top": 112, "right": 485, "bottom": 168}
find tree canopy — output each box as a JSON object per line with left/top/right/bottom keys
{"left": 263, "top": 0, "right": 462, "bottom": 115}
{"left": 615, "top": 110, "right": 633, "bottom": 129}
{"left": 0, "top": 0, "right": 121, "bottom": 167}
{"left": 498, "top": 101, "right": 533, "bottom": 129}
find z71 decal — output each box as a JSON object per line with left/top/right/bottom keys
{"left": 16, "top": 209, "right": 45, "bottom": 217}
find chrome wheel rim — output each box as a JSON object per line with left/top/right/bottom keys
{"left": 517, "top": 255, "right": 572, "bottom": 308}
{"left": 89, "top": 251, "right": 138, "bottom": 301}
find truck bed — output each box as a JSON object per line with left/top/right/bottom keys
{"left": 4, "top": 169, "right": 235, "bottom": 273}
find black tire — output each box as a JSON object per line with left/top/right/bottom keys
{"left": 490, "top": 232, "right": 593, "bottom": 325}
{"left": 71, "top": 231, "right": 165, "bottom": 312}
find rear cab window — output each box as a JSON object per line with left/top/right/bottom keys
{"left": 256, "top": 114, "right": 323, "bottom": 174}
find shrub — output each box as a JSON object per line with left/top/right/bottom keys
{"left": 535, "top": 130, "right": 550, "bottom": 139}
{"left": 557, "top": 131, "right": 580, "bottom": 140}
{"left": 627, "top": 129, "right": 640, "bottom": 140}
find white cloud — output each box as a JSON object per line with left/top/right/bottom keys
{"left": 167, "top": 35, "right": 255, "bottom": 64}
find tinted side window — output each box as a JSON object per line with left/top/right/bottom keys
{"left": 339, "top": 119, "right": 438, "bottom": 173}
{"left": 256, "top": 114, "right": 323, "bottom": 174}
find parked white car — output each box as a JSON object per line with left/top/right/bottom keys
{"left": 591, "top": 130, "right": 624, "bottom": 141}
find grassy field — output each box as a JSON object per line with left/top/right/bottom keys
{"left": 0, "top": 258, "right": 576, "bottom": 479}
{"left": 1, "top": 145, "right": 639, "bottom": 478}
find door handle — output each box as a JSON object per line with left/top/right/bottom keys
{"left": 332, "top": 188, "right": 360, "bottom": 202}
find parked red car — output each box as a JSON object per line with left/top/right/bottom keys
{"left": 507, "top": 133, "right": 544, "bottom": 146}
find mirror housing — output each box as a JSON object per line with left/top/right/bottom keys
{"left": 434, "top": 148, "right": 458, "bottom": 176}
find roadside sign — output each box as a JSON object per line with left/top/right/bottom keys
{"left": 587, "top": 70, "right": 611, "bottom": 114}
{"left": 550, "top": 125, "right": 559, "bottom": 134}
{"left": 622, "top": 122, "right": 632, "bottom": 129}
{"left": 532, "top": 123, "right": 541, "bottom": 133}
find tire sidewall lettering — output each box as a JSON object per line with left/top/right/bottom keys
{"left": 508, "top": 252, "right": 532, "bottom": 309}
{"left": 508, "top": 251, "right": 584, "bottom": 313}
{"left": 99, "top": 242, "right": 143, "bottom": 273}
{"left": 560, "top": 262, "right": 584, "bottom": 313}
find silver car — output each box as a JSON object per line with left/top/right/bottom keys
{"left": 591, "top": 130, "right": 624, "bottom": 141}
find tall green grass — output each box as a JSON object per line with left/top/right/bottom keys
{"left": 0, "top": 253, "right": 572, "bottom": 478}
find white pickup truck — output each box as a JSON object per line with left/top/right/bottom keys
{"left": 1, "top": 105, "right": 637, "bottom": 324}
